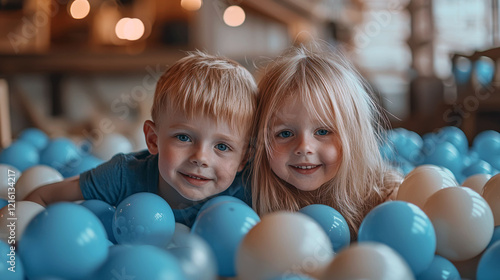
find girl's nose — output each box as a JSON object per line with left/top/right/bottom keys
{"left": 294, "top": 134, "right": 314, "bottom": 156}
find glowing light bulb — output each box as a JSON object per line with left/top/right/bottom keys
{"left": 181, "top": 0, "right": 202, "bottom": 11}
{"left": 70, "top": 0, "right": 90, "bottom": 19}
{"left": 223, "top": 5, "right": 245, "bottom": 27}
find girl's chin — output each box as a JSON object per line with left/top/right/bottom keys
{"left": 287, "top": 182, "right": 322, "bottom": 192}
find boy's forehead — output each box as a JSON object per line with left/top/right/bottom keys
{"left": 158, "top": 108, "right": 249, "bottom": 138}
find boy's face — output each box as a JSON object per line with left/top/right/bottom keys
{"left": 148, "top": 108, "right": 248, "bottom": 202}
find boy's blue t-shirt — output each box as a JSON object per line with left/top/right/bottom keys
{"left": 79, "top": 150, "right": 251, "bottom": 227}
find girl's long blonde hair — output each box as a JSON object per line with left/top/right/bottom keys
{"left": 252, "top": 44, "right": 401, "bottom": 239}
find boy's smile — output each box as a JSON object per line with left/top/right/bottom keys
{"left": 144, "top": 106, "right": 248, "bottom": 207}
{"left": 269, "top": 97, "right": 342, "bottom": 192}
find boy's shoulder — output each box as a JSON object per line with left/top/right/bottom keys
{"left": 79, "top": 149, "right": 159, "bottom": 206}
{"left": 108, "top": 149, "right": 157, "bottom": 168}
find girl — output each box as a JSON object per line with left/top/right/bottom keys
{"left": 251, "top": 45, "right": 402, "bottom": 239}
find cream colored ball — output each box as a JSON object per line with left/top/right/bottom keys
{"left": 397, "top": 164, "right": 458, "bottom": 209}
{"left": 91, "top": 133, "right": 133, "bottom": 161}
{"left": 319, "top": 242, "right": 414, "bottom": 280}
{"left": 0, "top": 201, "right": 45, "bottom": 243}
{"left": 15, "top": 165, "right": 63, "bottom": 200}
{"left": 236, "top": 211, "right": 334, "bottom": 280}
{"left": 482, "top": 173, "right": 500, "bottom": 226}
{"left": 423, "top": 186, "right": 493, "bottom": 261}
{"left": 462, "top": 173, "right": 492, "bottom": 194}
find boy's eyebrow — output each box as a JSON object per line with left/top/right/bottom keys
{"left": 214, "top": 132, "right": 244, "bottom": 145}
{"left": 168, "top": 123, "right": 192, "bottom": 129}
{"left": 168, "top": 123, "right": 244, "bottom": 144}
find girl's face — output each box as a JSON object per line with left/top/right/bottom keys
{"left": 268, "top": 96, "right": 342, "bottom": 192}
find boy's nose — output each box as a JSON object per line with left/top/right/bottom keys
{"left": 190, "top": 145, "right": 209, "bottom": 167}
{"left": 294, "top": 134, "right": 314, "bottom": 156}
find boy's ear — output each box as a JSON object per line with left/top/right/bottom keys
{"left": 144, "top": 120, "right": 159, "bottom": 154}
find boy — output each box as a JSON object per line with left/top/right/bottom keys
{"left": 24, "top": 51, "right": 258, "bottom": 226}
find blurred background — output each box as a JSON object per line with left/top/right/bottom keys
{"left": 0, "top": 0, "right": 499, "bottom": 151}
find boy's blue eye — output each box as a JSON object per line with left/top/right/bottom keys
{"left": 216, "top": 143, "right": 229, "bottom": 151}
{"left": 316, "top": 129, "right": 329, "bottom": 136}
{"left": 176, "top": 135, "right": 191, "bottom": 142}
{"left": 278, "top": 131, "right": 293, "bottom": 138}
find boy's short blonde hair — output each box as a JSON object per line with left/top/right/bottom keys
{"left": 151, "top": 51, "right": 258, "bottom": 137}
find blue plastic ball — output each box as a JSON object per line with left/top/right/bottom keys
{"left": 113, "top": 192, "right": 175, "bottom": 247}
{"left": 393, "top": 156, "right": 415, "bottom": 176}
{"left": 298, "top": 204, "right": 350, "bottom": 252}
{"left": 379, "top": 141, "right": 398, "bottom": 163}
{"left": 416, "top": 255, "right": 460, "bottom": 280}
{"left": 198, "top": 195, "right": 247, "bottom": 215}
{"left": 40, "top": 138, "right": 82, "bottom": 175}
{"left": 463, "top": 150, "right": 480, "bottom": 169}
{"left": 462, "top": 160, "right": 494, "bottom": 177}
{"left": 62, "top": 154, "right": 104, "bottom": 178}
{"left": 269, "top": 273, "right": 316, "bottom": 280}
{"left": 18, "top": 202, "right": 109, "bottom": 279}
{"left": 472, "top": 130, "right": 500, "bottom": 165}
{"left": 191, "top": 201, "right": 260, "bottom": 277}
{"left": 93, "top": 245, "right": 186, "bottom": 280}
{"left": 438, "top": 126, "right": 469, "bottom": 155}
{"left": 0, "top": 198, "right": 7, "bottom": 209}
{"left": 17, "top": 128, "right": 49, "bottom": 151}
{"left": 474, "top": 56, "right": 495, "bottom": 87}
{"left": 358, "top": 201, "right": 436, "bottom": 275}
{"left": 0, "top": 140, "right": 39, "bottom": 172}
{"left": 477, "top": 241, "right": 500, "bottom": 280}
{"left": 453, "top": 56, "right": 472, "bottom": 85}
{"left": 488, "top": 157, "right": 500, "bottom": 171}
{"left": 398, "top": 130, "right": 424, "bottom": 164}
{"left": 487, "top": 226, "right": 500, "bottom": 248}
{"left": 423, "top": 141, "right": 462, "bottom": 178}
{"left": 81, "top": 199, "right": 116, "bottom": 243}
{"left": 0, "top": 240, "right": 24, "bottom": 280}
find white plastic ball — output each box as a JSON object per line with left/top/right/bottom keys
{"left": 0, "top": 201, "right": 45, "bottom": 243}
{"left": 237, "top": 211, "right": 334, "bottom": 280}
{"left": 482, "top": 173, "right": 500, "bottom": 226}
{"left": 91, "top": 133, "right": 133, "bottom": 161}
{"left": 15, "top": 165, "right": 64, "bottom": 200}
{"left": 462, "top": 173, "right": 492, "bottom": 194}
{"left": 166, "top": 222, "right": 191, "bottom": 249}
{"left": 319, "top": 242, "right": 414, "bottom": 280}
{"left": 397, "top": 165, "right": 458, "bottom": 209}
{"left": 423, "top": 186, "right": 493, "bottom": 261}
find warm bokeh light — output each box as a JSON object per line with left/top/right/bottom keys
{"left": 115, "top": 18, "right": 145, "bottom": 41}
{"left": 223, "top": 5, "right": 245, "bottom": 27}
{"left": 124, "top": 18, "right": 145, "bottom": 41}
{"left": 115, "top": 17, "right": 130, "bottom": 40}
{"left": 181, "top": 0, "right": 202, "bottom": 11}
{"left": 69, "top": 0, "right": 90, "bottom": 20}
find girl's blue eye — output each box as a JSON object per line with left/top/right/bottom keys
{"left": 216, "top": 143, "right": 229, "bottom": 151}
{"left": 278, "top": 131, "right": 293, "bottom": 138}
{"left": 176, "top": 135, "right": 191, "bottom": 142}
{"left": 316, "top": 129, "right": 329, "bottom": 136}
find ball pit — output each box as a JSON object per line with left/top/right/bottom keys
{"left": 3, "top": 126, "right": 500, "bottom": 279}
